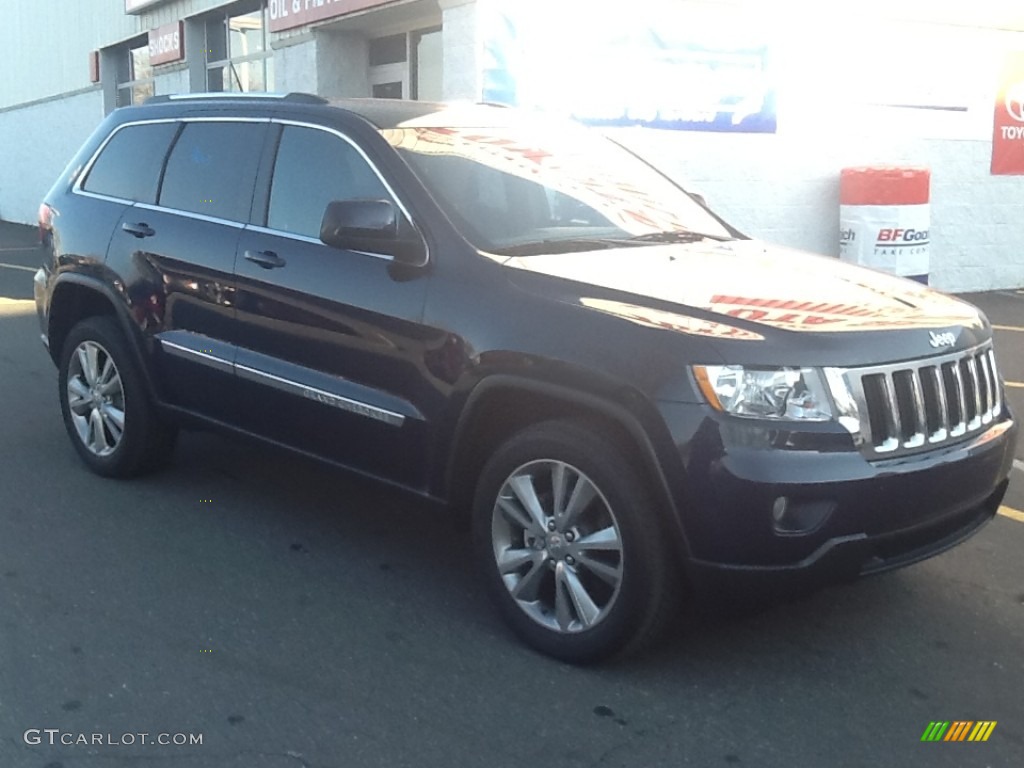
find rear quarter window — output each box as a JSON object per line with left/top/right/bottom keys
{"left": 159, "top": 121, "right": 266, "bottom": 223}
{"left": 81, "top": 122, "right": 178, "bottom": 203}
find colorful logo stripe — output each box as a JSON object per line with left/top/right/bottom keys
{"left": 921, "top": 721, "right": 997, "bottom": 742}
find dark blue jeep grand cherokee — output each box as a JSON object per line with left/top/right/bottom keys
{"left": 35, "top": 94, "right": 1017, "bottom": 662}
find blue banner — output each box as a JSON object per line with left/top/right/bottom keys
{"left": 481, "top": 2, "right": 776, "bottom": 134}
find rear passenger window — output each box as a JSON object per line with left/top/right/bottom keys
{"left": 159, "top": 121, "right": 265, "bottom": 222}
{"left": 82, "top": 122, "right": 178, "bottom": 203}
{"left": 267, "top": 126, "right": 391, "bottom": 239}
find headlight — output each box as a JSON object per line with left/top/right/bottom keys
{"left": 693, "top": 365, "right": 834, "bottom": 421}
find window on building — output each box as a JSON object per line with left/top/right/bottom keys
{"left": 368, "top": 27, "right": 443, "bottom": 100}
{"left": 267, "top": 126, "right": 391, "bottom": 238}
{"left": 115, "top": 38, "right": 155, "bottom": 107}
{"left": 82, "top": 123, "right": 179, "bottom": 203}
{"left": 205, "top": 2, "right": 273, "bottom": 93}
{"left": 159, "top": 121, "right": 266, "bottom": 222}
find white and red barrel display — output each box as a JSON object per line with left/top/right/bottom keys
{"left": 839, "top": 167, "right": 931, "bottom": 284}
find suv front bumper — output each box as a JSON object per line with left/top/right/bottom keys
{"left": 662, "top": 406, "right": 1017, "bottom": 600}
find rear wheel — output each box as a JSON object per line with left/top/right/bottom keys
{"left": 472, "top": 421, "right": 677, "bottom": 663}
{"left": 58, "top": 316, "right": 176, "bottom": 477}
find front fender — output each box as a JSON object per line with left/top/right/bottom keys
{"left": 442, "top": 372, "right": 696, "bottom": 561}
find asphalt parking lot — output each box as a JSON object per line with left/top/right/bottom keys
{"left": 1, "top": 219, "right": 1022, "bottom": 768}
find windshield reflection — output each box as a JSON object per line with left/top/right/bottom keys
{"left": 381, "top": 124, "right": 732, "bottom": 253}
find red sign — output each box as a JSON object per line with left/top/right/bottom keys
{"left": 268, "top": 0, "right": 395, "bottom": 33}
{"left": 88, "top": 50, "right": 100, "bottom": 83}
{"left": 149, "top": 22, "right": 184, "bottom": 66}
{"left": 991, "top": 52, "right": 1024, "bottom": 175}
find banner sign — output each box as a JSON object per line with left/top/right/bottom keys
{"left": 991, "top": 52, "right": 1024, "bottom": 175}
{"left": 268, "top": 0, "right": 394, "bottom": 33}
{"left": 149, "top": 22, "right": 184, "bottom": 66}
{"left": 481, "top": 1, "right": 776, "bottom": 133}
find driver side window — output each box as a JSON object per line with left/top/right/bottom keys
{"left": 267, "top": 125, "right": 391, "bottom": 239}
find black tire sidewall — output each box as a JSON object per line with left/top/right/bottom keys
{"left": 472, "top": 421, "right": 668, "bottom": 663}
{"left": 58, "top": 317, "right": 159, "bottom": 478}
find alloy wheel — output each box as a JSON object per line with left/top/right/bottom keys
{"left": 491, "top": 459, "right": 624, "bottom": 633}
{"left": 66, "top": 340, "right": 126, "bottom": 457}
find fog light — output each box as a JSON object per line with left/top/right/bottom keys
{"left": 772, "top": 497, "right": 789, "bottom": 523}
{"left": 771, "top": 497, "right": 835, "bottom": 535}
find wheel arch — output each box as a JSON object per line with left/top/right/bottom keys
{"left": 444, "top": 375, "right": 693, "bottom": 561}
{"left": 47, "top": 274, "right": 161, "bottom": 403}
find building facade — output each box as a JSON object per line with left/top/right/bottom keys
{"left": 1, "top": 0, "right": 1023, "bottom": 291}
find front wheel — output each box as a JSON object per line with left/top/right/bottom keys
{"left": 472, "top": 421, "right": 677, "bottom": 663}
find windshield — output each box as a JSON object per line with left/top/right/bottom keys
{"left": 381, "top": 123, "right": 734, "bottom": 254}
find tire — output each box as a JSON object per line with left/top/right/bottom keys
{"left": 472, "top": 420, "right": 678, "bottom": 663}
{"left": 58, "top": 316, "right": 177, "bottom": 478}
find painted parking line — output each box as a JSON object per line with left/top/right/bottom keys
{"left": 992, "top": 324, "right": 1024, "bottom": 332}
{"left": 1015, "top": 459, "right": 1024, "bottom": 474}
{"left": 1006, "top": 382, "right": 1024, "bottom": 389}
{"left": 0, "top": 262, "right": 37, "bottom": 272}
{"left": 0, "top": 298, "right": 36, "bottom": 317}
{"left": 998, "top": 506, "right": 1024, "bottom": 523}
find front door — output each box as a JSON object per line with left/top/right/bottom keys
{"left": 232, "top": 123, "right": 438, "bottom": 489}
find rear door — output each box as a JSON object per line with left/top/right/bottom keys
{"left": 232, "top": 121, "right": 439, "bottom": 489}
{"left": 63, "top": 120, "right": 179, "bottom": 310}
{"left": 104, "top": 118, "right": 269, "bottom": 420}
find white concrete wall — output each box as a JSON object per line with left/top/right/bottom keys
{"left": 440, "top": 0, "right": 480, "bottom": 100}
{"left": 0, "top": 89, "right": 104, "bottom": 224}
{"left": 273, "top": 35, "right": 319, "bottom": 93}
{"left": 459, "top": 0, "right": 1024, "bottom": 291}
{"left": 315, "top": 32, "right": 370, "bottom": 98}
{"left": 271, "top": 32, "right": 374, "bottom": 98}
{"left": 604, "top": 12, "right": 1024, "bottom": 292}
{"left": 609, "top": 130, "right": 1024, "bottom": 293}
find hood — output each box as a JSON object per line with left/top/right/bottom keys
{"left": 503, "top": 239, "right": 985, "bottom": 338}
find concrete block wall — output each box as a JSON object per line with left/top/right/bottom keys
{"left": 599, "top": 9, "right": 1024, "bottom": 293}
{"left": 315, "top": 32, "right": 370, "bottom": 99}
{"left": 0, "top": 89, "right": 104, "bottom": 226}
{"left": 273, "top": 35, "right": 319, "bottom": 94}
{"left": 271, "top": 31, "right": 375, "bottom": 99}
{"left": 440, "top": 0, "right": 480, "bottom": 101}
{"left": 609, "top": 129, "right": 1024, "bottom": 292}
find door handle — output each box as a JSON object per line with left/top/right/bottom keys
{"left": 244, "top": 249, "right": 286, "bottom": 269}
{"left": 122, "top": 221, "right": 155, "bottom": 238}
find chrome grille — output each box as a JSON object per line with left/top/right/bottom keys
{"left": 839, "top": 344, "right": 1002, "bottom": 457}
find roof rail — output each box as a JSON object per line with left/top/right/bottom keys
{"left": 145, "top": 92, "right": 328, "bottom": 105}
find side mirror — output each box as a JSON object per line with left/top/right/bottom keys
{"left": 319, "top": 199, "right": 426, "bottom": 266}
